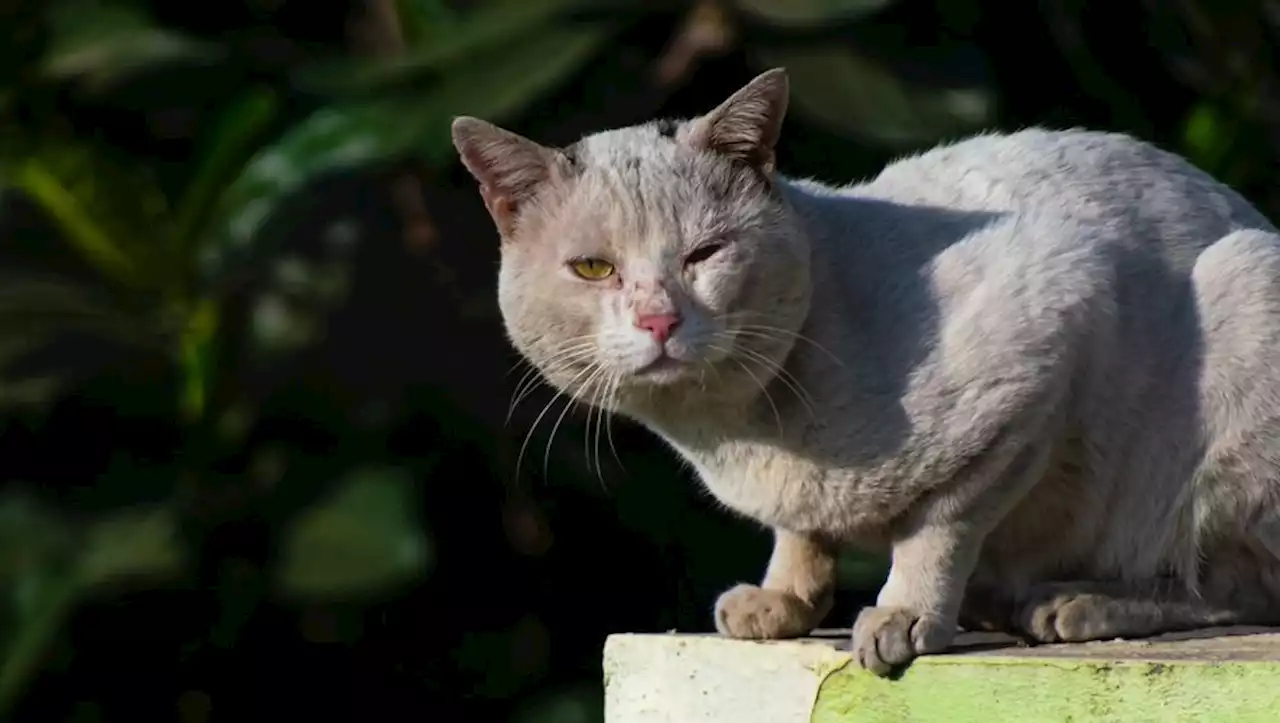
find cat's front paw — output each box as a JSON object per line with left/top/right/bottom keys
{"left": 851, "top": 606, "right": 954, "bottom": 676}
{"left": 1017, "top": 585, "right": 1127, "bottom": 643}
{"left": 714, "top": 584, "right": 816, "bottom": 639}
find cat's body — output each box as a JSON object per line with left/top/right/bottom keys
{"left": 452, "top": 69, "right": 1280, "bottom": 676}
{"left": 696, "top": 126, "right": 1280, "bottom": 564}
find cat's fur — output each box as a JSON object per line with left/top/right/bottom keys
{"left": 451, "top": 68, "right": 1280, "bottom": 676}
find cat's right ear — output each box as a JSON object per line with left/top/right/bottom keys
{"left": 451, "top": 117, "right": 564, "bottom": 238}
{"left": 684, "top": 67, "right": 789, "bottom": 176}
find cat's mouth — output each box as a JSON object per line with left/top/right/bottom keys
{"left": 631, "top": 352, "right": 690, "bottom": 383}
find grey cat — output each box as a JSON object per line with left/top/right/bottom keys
{"left": 451, "top": 68, "right": 1280, "bottom": 676}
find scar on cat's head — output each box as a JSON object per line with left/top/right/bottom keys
{"left": 450, "top": 67, "right": 791, "bottom": 239}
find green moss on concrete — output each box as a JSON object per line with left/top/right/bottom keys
{"left": 813, "top": 656, "right": 1280, "bottom": 723}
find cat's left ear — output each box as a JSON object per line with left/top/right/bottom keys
{"left": 684, "top": 67, "right": 789, "bottom": 175}
{"left": 451, "top": 117, "right": 567, "bottom": 238}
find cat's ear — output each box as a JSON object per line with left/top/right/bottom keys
{"left": 685, "top": 67, "right": 789, "bottom": 175}
{"left": 451, "top": 117, "right": 566, "bottom": 237}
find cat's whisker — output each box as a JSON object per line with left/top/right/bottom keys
{"left": 504, "top": 335, "right": 595, "bottom": 376}
{"left": 729, "top": 343, "right": 819, "bottom": 419}
{"left": 728, "top": 356, "right": 785, "bottom": 438}
{"left": 584, "top": 370, "right": 611, "bottom": 486}
{"left": 588, "top": 372, "right": 616, "bottom": 486}
{"left": 720, "top": 311, "right": 843, "bottom": 364}
{"left": 732, "top": 325, "right": 845, "bottom": 367}
{"left": 507, "top": 366, "right": 548, "bottom": 424}
{"left": 507, "top": 342, "right": 597, "bottom": 424}
{"left": 516, "top": 361, "right": 598, "bottom": 484}
{"left": 603, "top": 372, "right": 625, "bottom": 474}
{"left": 545, "top": 363, "right": 606, "bottom": 481}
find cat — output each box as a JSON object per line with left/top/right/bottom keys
{"left": 451, "top": 67, "right": 1280, "bottom": 676}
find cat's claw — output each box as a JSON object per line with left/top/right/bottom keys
{"left": 851, "top": 606, "right": 953, "bottom": 676}
{"left": 714, "top": 583, "right": 815, "bottom": 639}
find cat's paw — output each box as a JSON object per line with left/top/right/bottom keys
{"left": 1017, "top": 585, "right": 1124, "bottom": 643}
{"left": 851, "top": 606, "right": 954, "bottom": 676}
{"left": 714, "top": 584, "right": 815, "bottom": 639}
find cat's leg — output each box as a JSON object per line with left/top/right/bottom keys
{"left": 852, "top": 440, "right": 1055, "bottom": 675}
{"left": 714, "top": 528, "right": 836, "bottom": 639}
{"left": 1019, "top": 507, "right": 1280, "bottom": 643}
{"left": 1015, "top": 578, "right": 1256, "bottom": 643}
{"left": 851, "top": 521, "right": 984, "bottom": 673}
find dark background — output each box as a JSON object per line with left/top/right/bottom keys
{"left": 0, "top": 0, "right": 1276, "bottom": 721}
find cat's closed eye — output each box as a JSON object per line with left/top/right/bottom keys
{"left": 684, "top": 241, "right": 726, "bottom": 267}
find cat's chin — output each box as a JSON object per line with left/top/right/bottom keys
{"left": 630, "top": 354, "right": 696, "bottom": 386}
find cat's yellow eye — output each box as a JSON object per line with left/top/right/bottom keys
{"left": 570, "top": 258, "right": 616, "bottom": 280}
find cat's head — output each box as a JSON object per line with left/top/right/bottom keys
{"left": 451, "top": 69, "right": 811, "bottom": 416}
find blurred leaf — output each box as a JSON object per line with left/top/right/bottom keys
{"left": 1182, "top": 101, "right": 1234, "bottom": 175}
{"left": 0, "top": 492, "right": 72, "bottom": 581}
{"left": 0, "top": 274, "right": 157, "bottom": 343}
{"left": 293, "top": 0, "right": 593, "bottom": 95}
{"left": 199, "top": 19, "right": 610, "bottom": 286}
{"left": 836, "top": 549, "right": 888, "bottom": 590}
{"left": 754, "top": 45, "right": 993, "bottom": 146}
{"left": 194, "top": 99, "right": 418, "bottom": 286}
{"left": 396, "top": 0, "right": 462, "bottom": 46}
{"left": 174, "top": 87, "right": 282, "bottom": 260}
{"left": 41, "top": 1, "right": 220, "bottom": 91}
{"left": 178, "top": 298, "right": 219, "bottom": 421}
{"left": 0, "top": 571, "right": 78, "bottom": 718}
{"left": 276, "top": 466, "right": 430, "bottom": 599}
{"left": 0, "top": 274, "right": 162, "bottom": 408}
{"left": 0, "top": 493, "right": 181, "bottom": 593}
{"left": 732, "top": 0, "right": 895, "bottom": 27}
{"left": 0, "top": 496, "right": 181, "bottom": 717}
{"left": 0, "top": 141, "right": 177, "bottom": 291}
{"left": 77, "top": 506, "right": 183, "bottom": 588}
{"left": 412, "top": 22, "right": 614, "bottom": 163}
{"left": 7, "top": 161, "right": 137, "bottom": 286}
{"left": 0, "top": 337, "right": 65, "bottom": 408}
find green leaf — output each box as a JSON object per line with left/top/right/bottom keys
{"left": 293, "top": 0, "right": 592, "bottom": 95}
{"left": 0, "top": 571, "right": 79, "bottom": 718}
{"left": 276, "top": 466, "right": 430, "bottom": 599}
{"left": 0, "top": 274, "right": 157, "bottom": 341}
{"left": 77, "top": 507, "right": 183, "bottom": 587}
{"left": 0, "top": 274, "right": 163, "bottom": 408}
{"left": 10, "top": 160, "right": 138, "bottom": 285}
{"left": 41, "top": 1, "right": 220, "bottom": 91}
{"left": 1182, "top": 102, "right": 1234, "bottom": 175}
{"left": 409, "top": 22, "right": 613, "bottom": 164}
{"left": 837, "top": 550, "right": 888, "bottom": 590}
{"left": 0, "top": 337, "right": 65, "bottom": 409}
{"left": 0, "top": 496, "right": 182, "bottom": 717}
{"left": 732, "top": 0, "right": 896, "bottom": 27}
{"left": 193, "top": 98, "right": 412, "bottom": 285}
{"left": 174, "top": 87, "right": 281, "bottom": 260}
{"left": 0, "top": 140, "right": 177, "bottom": 291}
{"left": 0, "top": 492, "right": 72, "bottom": 581}
{"left": 396, "top": 0, "right": 462, "bottom": 47}
{"left": 177, "top": 297, "right": 219, "bottom": 421}
{"left": 753, "top": 45, "right": 993, "bottom": 146}
{"left": 198, "top": 18, "right": 611, "bottom": 285}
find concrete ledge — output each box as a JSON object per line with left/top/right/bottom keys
{"left": 603, "top": 627, "right": 1280, "bottom": 722}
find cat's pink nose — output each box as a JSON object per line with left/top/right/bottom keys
{"left": 635, "top": 313, "right": 681, "bottom": 344}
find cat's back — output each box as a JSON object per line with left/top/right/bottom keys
{"left": 856, "top": 127, "right": 1273, "bottom": 263}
